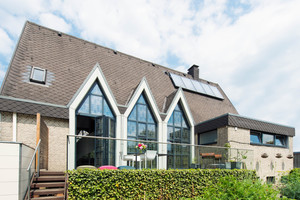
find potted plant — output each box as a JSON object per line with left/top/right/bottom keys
{"left": 224, "top": 143, "right": 232, "bottom": 169}
{"left": 231, "top": 149, "right": 248, "bottom": 169}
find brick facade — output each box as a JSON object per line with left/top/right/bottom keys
{"left": 226, "top": 126, "right": 293, "bottom": 181}
{"left": 0, "top": 112, "right": 13, "bottom": 141}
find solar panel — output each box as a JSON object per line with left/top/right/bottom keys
{"left": 169, "top": 73, "right": 224, "bottom": 99}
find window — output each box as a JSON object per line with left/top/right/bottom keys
{"left": 167, "top": 103, "right": 190, "bottom": 169}
{"left": 30, "top": 66, "right": 47, "bottom": 84}
{"left": 127, "top": 93, "right": 157, "bottom": 154}
{"left": 199, "top": 130, "right": 217, "bottom": 145}
{"left": 250, "top": 130, "right": 287, "bottom": 147}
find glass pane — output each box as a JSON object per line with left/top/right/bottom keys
{"left": 91, "top": 95, "right": 102, "bottom": 115}
{"left": 168, "top": 113, "right": 173, "bottom": 125}
{"left": 181, "top": 77, "right": 196, "bottom": 91}
{"left": 201, "top": 83, "right": 215, "bottom": 96}
{"left": 127, "top": 121, "right": 136, "bottom": 137}
{"left": 167, "top": 144, "right": 172, "bottom": 154}
{"left": 182, "top": 118, "right": 188, "bottom": 128}
{"left": 174, "top": 104, "right": 180, "bottom": 111}
{"left": 147, "top": 110, "right": 155, "bottom": 123}
{"left": 138, "top": 95, "right": 146, "bottom": 104}
{"left": 137, "top": 104, "right": 147, "bottom": 122}
{"left": 170, "top": 73, "right": 186, "bottom": 88}
{"left": 78, "top": 96, "right": 89, "bottom": 114}
{"left": 210, "top": 85, "right": 224, "bottom": 99}
{"left": 104, "top": 100, "right": 114, "bottom": 118}
{"left": 191, "top": 79, "right": 205, "bottom": 94}
{"left": 127, "top": 140, "right": 137, "bottom": 154}
{"left": 91, "top": 84, "right": 102, "bottom": 95}
{"left": 174, "top": 128, "right": 181, "bottom": 140}
{"left": 138, "top": 123, "right": 146, "bottom": 137}
{"left": 182, "top": 128, "right": 189, "bottom": 142}
{"left": 148, "top": 124, "right": 156, "bottom": 139}
{"left": 167, "top": 126, "right": 173, "bottom": 141}
{"left": 109, "top": 119, "right": 115, "bottom": 137}
{"left": 263, "top": 134, "right": 274, "bottom": 145}
{"left": 199, "top": 130, "right": 217, "bottom": 145}
{"left": 129, "top": 106, "right": 137, "bottom": 120}
{"left": 250, "top": 132, "right": 261, "bottom": 144}
{"left": 174, "top": 111, "right": 182, "bottom": 127}
{"left": 32, "top": 68, "right": 45, "bottom": 82}
{"left": 275, "top": 135, "right": 286, "bottom": 146}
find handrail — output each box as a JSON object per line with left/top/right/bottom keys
{"left": 26, "top": 139, "right": 41, "bottom": 200}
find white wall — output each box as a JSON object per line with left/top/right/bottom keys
{"left": 0, "top": 142, "right": 34, "bottom": 200}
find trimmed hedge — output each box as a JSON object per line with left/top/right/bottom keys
{"left": 67, "top": 169, "right": 257, "bottom": 199}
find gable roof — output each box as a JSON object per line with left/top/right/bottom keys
{"left": 0, "top": 21, "right": 238, "bottom": 122}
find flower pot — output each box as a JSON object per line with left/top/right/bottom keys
{"left": 225, "top": 162, "right": 231, "bottom": 169}
{"left": 231, "top": 162, "right": 242, "bottom": 169}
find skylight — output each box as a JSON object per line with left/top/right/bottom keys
{"left": 30, "top": 66, "right": 47, "bottom": 84}
{"left": 169, "top": 73, "right": 224, "bottom": 99}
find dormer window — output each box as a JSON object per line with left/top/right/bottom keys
{"left": 30, "top": 66, "right": 47, "bottom": 84}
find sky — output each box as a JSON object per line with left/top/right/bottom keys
{"left": 0, "top": 0, "right": 299, "bottom": 151}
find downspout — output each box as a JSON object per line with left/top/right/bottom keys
{"left": 13, "top": 112, "right": 17, "bottom": 142}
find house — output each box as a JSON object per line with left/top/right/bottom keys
{"left": 0, "top": 21, "right": 295, "bottom": 187}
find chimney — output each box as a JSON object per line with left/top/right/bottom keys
{"left": 188, "top": 65, "right": 199, "bottom": 79}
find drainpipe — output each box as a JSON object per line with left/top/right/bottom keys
{"left": 13, "top": 112, "right": 17, "bottom": 142}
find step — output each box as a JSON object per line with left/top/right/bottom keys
{"left": 31, "top": 196, "right": 64, "bottom": 200}
{"left": 39, "top": 171, "right": 65, "bottom": 176}
{"left": 31, "top": 182, "right": 65, "bottom": 189}
{"left": 31, "top": 188, "right": 64, "bottom": 196}
{"left": 34, "top": 176, "right": 65, "bottom": 182}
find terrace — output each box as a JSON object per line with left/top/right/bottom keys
{"left": 67, "top": 135, "right": 253, "bottom": 170}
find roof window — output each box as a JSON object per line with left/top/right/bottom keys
{"left": 30, "top": 66, "right": 47, "bottom": 84}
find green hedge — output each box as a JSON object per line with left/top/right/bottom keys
{"left": 67, "top": 169, "right": 257, "bottom": 199}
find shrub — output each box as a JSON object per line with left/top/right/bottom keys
{"left": 194, "top": 175, "right": 283, "bottom": 200}
{"left": 67, "top": 169, "right": 257, "bottom": 199}
{"left": 280, "top": 168, "right": 300, "bottom": 199}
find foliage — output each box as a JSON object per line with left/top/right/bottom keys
{"left": 193, "top": 175, "right": 284, "bottom": 200}
{"left": 280, "top": 168, "right": 300, "bottom": 199}
{"left": 67, "top": 169, "right": 257, "bottom": 199}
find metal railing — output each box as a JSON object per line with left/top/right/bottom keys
{"left": 67, "top": 135, "right": 253, "bottom": 170}
{"left": 26, "top": 139, "right": 41, "bottom": 200}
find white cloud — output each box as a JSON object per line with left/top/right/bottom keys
{"left": 0, "top": 0, "right": 299, "bottom": 150}
{"left": 39, "top": 13, "right": 71, "bottom": 33}
{"left": 0, "top": 28, "right": 14, "bottom": 57}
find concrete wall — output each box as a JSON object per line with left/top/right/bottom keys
{"left": 0, "top": 142, "right": 34, "bottom": 200}
{"left": 226, "top": 126, "right": 293, "bottom": 182}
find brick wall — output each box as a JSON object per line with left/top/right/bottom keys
{"left": 226, "top": 126, "right": 293, "bottom": 181}
{"left": 0, "top": 112, "right": 13, "bottom": 141}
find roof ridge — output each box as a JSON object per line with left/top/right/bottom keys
{"left": 26, "top": 21, "right": 217, "bottom": 84}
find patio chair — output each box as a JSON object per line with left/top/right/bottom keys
{"left": 119, "top": 152, "right": 142, "bottom": 168}
{"left": 140, "top": 150, "right": 157, "bottom": 169}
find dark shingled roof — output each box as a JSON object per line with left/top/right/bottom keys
{"left": 0, "top": 96, "right": 68, "bottom": 119}
{"left": 195, "top": 113, "right": 295, "bottom": 137}
{"left": 0, "top": 21, "right": 238, "bottom": 122}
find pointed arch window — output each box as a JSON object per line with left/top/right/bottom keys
{"left": 127, "top": 93, "right": 157, "bottom": 154}
{"left": 167, "top": 103, "right": 190, "bottom": 169}
{"left": 76, "top": 82, "right": 115, "bottom": 168}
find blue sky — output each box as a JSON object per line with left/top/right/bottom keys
{"left": 0, "top": 0, "right": 299, "bottom": 151}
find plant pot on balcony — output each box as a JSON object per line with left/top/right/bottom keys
{"left": 231, "top": 162, "right": 242, "bottom": 169}
{"left": 225, "top": 162, "right": 231, "bottom": 169}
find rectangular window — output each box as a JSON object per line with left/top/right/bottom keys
{"left": 263, "top": 134, "right": 274, "bottom": 145}
{"left": 250, "top": 130, "right": 287, "bottom": 147}
{"left": 275, "top": 135, "right": 287, "bottom": 147}
{"left": 250, "top": 131, "right": 261, "bottom": 144}
{"left": 199, "top": 130, "right": 217, "bottom": 145}
{"left": 30, "top": 66, "right": 47, "bottom": 84}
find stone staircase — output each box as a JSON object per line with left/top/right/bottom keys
{"left": 30, "top": 171, "right": 66, "bottom": 200}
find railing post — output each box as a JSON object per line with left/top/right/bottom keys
{"left": 37, "top": 145, "right": 40, "bottom": 177}
{"left": 28, "top": 168, "right": 31, "bottom": 200}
